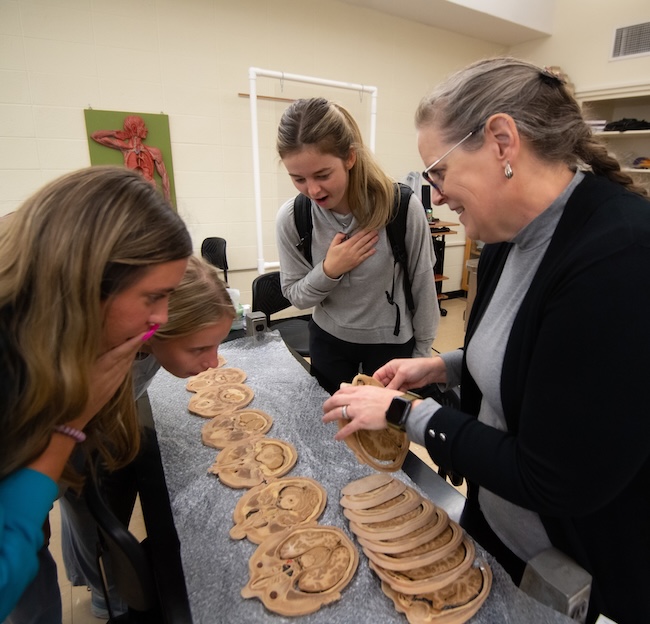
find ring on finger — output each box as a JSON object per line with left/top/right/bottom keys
{"left": 342, "top": 404, "right": 350, "bottom": 420}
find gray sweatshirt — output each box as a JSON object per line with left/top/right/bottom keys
{"left": 408, "top": 171, "right": 585, "bottom": 563}
{"left": 275, "top": 193, "right": 439, "bottom": 357}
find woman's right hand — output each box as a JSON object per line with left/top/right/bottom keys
{"left": 323, "top": 229, "right": 379, "bottom": 278}
{"left": 374, "top": 356, "right": 447, "bottom": 391}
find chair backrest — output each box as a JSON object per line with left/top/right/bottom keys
{"left": 84, "top": 471, "right": 161, "bottom": 618}
{"left": 251, "top": 271, "right": 291, "bottom": 324}
{"left": 201, "top": 237, "right": 228, "bottom": 283}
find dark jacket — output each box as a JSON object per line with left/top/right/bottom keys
{"left": 424, "top": 174, "right": 650, "bottom": 624}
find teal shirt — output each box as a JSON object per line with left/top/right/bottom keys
{"left": 0, "top": 468, "right": 58, "bottom": 620}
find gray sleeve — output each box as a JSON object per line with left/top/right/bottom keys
{"left": 275, "top": 198, "right": 342, "bottom": 310}
{"left": 439, "top": 348, "right": 463, "bottom": 389}
{"left": 405, "top": 397, "right": 442, "bottom": 445}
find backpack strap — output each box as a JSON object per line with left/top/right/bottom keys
{"left": 295, "top": 186, "right": 416, "bottom": 336}
{"left": 293, "top": 193, "right": 313, "bottom": 265}
{"left": 385, "top": 183, "right": 416, "bottom": 315}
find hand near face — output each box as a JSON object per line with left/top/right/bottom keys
{"left": 373, "top": 357, "right": 447, "bottom": 391}
{"left": 322, "top": 385, "right": 401, "bottom": 441}
{"left": 29, "top": 330, "right": 158, "bottom": 483}
{"left": 69, "top": 332, "right": 147, "bottom": 430}
{"left": 322, "top": 229, "right": 379, "bottom": 279}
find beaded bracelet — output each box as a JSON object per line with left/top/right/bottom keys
{"left": 53, "top": 425, "right": 87, "bottom": 443}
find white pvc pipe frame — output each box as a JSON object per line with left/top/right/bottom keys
{"left": 248, "top": 67, "right": 378, "bottom": 274}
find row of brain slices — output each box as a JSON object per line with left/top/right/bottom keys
{"left": 186, "top": 359, "right": 298, "bottom": 488}
{"left": 184, "top": 361, "right": 359, "bottom": 617}
{"left": 184, "top": 362, "right": 492, "bottom": 622}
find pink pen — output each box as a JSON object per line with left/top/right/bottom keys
{"left": 141, "top": 323, "right": 160, "bottom": 341}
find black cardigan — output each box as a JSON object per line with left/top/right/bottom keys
{"left": 424, "top": 174, "right": 650, "bottom": 624}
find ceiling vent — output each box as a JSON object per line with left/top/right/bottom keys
{"left": 612, "top": 22, "right": 650, "bottom": 59}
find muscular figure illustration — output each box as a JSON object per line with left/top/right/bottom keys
{"left": 91, "top": 115, "right": 171, "bottom": 200}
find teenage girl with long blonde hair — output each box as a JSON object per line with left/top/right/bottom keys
{"left": 0, "top": 166, "right": 192, "bottom": 620}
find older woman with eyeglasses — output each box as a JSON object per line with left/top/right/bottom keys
{"left": 323, "top": 56, "right": 650, "bottom": 624}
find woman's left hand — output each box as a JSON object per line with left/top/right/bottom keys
{"left": 322, "top": 385, "right": 402, "bottom": 441}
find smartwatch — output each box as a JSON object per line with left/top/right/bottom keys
{"left": 385, "top": 391, "right": 421, "bottom": 431}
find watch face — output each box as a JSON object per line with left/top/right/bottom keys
{"left": 386, "top": 396, "right": 411, "bottom": 430}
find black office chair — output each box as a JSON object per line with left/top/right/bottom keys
{"left": 251, "top": 271, "right": 310, "bottom": 358}
{"left": 84, "top": 466, "right": 162, "bottom": 624}
{"left": 201, "top": 237, "right": 229, "bottom": 284}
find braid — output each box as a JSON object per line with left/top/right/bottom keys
{"left": 416, "top": 57, "right": 648, "bottom": 198}
{"left": 576, "top": 130, "right": 648, "bottom": 197}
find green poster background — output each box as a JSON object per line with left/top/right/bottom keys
{"left": 84, "top": 109, "right": 177, "bottom": 209}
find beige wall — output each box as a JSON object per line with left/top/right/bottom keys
{"left": 1, "top": 0, "right": 647, "bottom": 303}
{"left": 510, "top": 0, "right": 650, "bottom": 93}
{"left": 0, "top": 0, "right": 505, "bottom": 302}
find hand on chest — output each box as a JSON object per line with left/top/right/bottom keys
{"left": 315, "top": 225, "right": 393, "bottom": 283}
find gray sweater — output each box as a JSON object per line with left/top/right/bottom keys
{"left": 275, "top": 193, "right": 438, "bottom": 356}
{"left": 408, "top": 171, "right": 585, "bottom": 563}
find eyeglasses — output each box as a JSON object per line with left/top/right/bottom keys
{"left": 422, "top": 129, "right": 476, "bottom": 195}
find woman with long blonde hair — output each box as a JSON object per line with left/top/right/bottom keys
{"left": 0, "top": 165, "right": 192, "bottom": 620}
{"left": 276, "top": 98, "right": 438, "bottom": 394}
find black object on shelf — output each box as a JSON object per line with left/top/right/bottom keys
{"left": 603, "top": 118, "right": 650, "bottom": 131}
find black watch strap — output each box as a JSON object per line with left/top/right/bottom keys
{"left": 385, "top": 391, "right": 420, "bottom": 431}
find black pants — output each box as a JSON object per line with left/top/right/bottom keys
{"left": 308, "top": 319, "right": 416, "bottom": 395}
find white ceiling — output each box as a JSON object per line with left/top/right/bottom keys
{"left": 339, "top": 0, "right": 552, "bottom": 46}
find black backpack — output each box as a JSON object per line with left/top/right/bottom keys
{"left": 293, "top": 182, "right": 415, "bottom": 335}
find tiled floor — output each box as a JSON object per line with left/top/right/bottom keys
{"left": 432, "top": 296, "right": 468, "bottom": 355}
{"left": 51, "top": 296, "right": 468, "bottom": 623}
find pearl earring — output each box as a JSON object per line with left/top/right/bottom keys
{"left": 504, "top": 161, "right": 513, "bottom": 179}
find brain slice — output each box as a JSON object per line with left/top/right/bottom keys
{"left": 209, "top": 436, "right": 297, "bottom": 488}
{"left": 230, "top": 477, "right": 327, "bottom": 543}
{"left": 186, "top": 366, "right": 247, "bottom": 392}
{"left": 201, "top": 408, "right": 273, "bottom": 449}
{"left": 241, "top": 524, "right": 358, "bottom": 616}
{"left": 339, "top": 375, "right": 409, "bottom": 471}
{"left": 188, "top": 383, "right": 254, "bottom": 417}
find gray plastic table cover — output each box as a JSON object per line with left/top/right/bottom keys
{"left": 147, "top": 331, "right": 572, "bottom": 624}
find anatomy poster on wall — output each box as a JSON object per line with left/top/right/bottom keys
{"left": 84, "top": 109, "right": 177, "bottom": 208}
